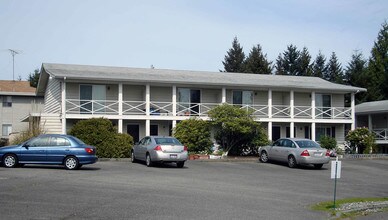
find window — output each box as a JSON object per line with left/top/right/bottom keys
{"left": 2, "top": 96, "right": 12, "bottom": 107}
{"left": 155, "top": 137, "right": 182, "bottom": 145}
{"left": 233, "top": 91, "right": 253, "bottom": 106}
{"left": 80, "top": 85, "right": 106, "bottom": 113}
{"left": 27, "top": 136, "right": 51, "bottom": 147}
{"left": 150, "top": 125, "right": 158, "bottom": 136}
{"left": 316, "top": 126, "right": 336, "bottom": 141}
{"left": 178, "top": 88, "right": 201, "bottom": 115}
{"left": 50, "top": 137, "right": 71, "bottom": 146}
{"left": 2, "top": 124, "right": 12, "bottom": 136}
{"left": 316, "top": 94, "right": 331, "bottom": 118}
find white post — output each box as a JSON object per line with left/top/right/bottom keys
{"left": 61, "top": 78, "right": 67, "bottom": 134}
{"left": 312, "top": 122, "right": 316, "bottom": 141}
{"left": 311, "top": 91, "right": 316, "bottom": 119}
{"left": 222, "top": 87, "right": 226, "bottom": 103}
{"left": 351, "top": 92, "right": 355, "bottom": 130}
{"left": 368, "top": 114, "right": 372, "bottom": 132}
{"left": 290, "top": 90, "right": 294, "bottom": 119}
{"left": 145, "top": 84, "right": 150, "bottom": 136}
{"left": 268, "top": 121, "right": 272, "bottom": 141}
{"left": 290, "top": 122, "right": 294, "bottom": 138}
{"left": 118, "top": 83, "right": 123, "bottom": 133}
{"left": 268, "top": 89, "right": 272, "bottom": 118}
{"left": 172, "top": 85, "right": 177, "bottom": 116}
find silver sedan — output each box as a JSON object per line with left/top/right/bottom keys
{"left": 131, "top": 136, "right": 188, "bottom": 168}
{"left": 259, "top": 138, "right": 330, "bottom": 169}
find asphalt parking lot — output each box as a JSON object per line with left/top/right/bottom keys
{"left": 0, "top": 159, "right": 387, "bottom": 220}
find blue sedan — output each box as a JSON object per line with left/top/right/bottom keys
{"left": 0, "top": 134, "right": 98, "bottom": 170}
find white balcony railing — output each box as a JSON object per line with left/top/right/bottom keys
{"left": 373, "top": 128, "right": 388, "bottom": 140}
{"left": 65, "top": 99, "right": 352, "bottom": 120}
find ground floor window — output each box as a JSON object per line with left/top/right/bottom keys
{"left": 150, "top": 125, "right": 158, "bottom": 136}
{"left": 2, "top": 124, "right": 12, "bottom": 136}
{"left": 316, "top": 126, "right": 336, "bottom": 141}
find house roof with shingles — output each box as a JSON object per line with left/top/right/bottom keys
{"left": 355, "top": 100, "right": 388, "bottom": 114}
{"left": 37, "top": 63, "right": 367, "bottom": 96}
{"left": 0, "top": 80, "right": 36, "bottom": 96}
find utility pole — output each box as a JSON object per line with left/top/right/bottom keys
{"left": 8, "top": 49, "right": 21, "bottom": 81}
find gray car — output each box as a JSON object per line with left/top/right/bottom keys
{"left": 131, "top": 136, "right": 188, "bottom": 168}
{"left": 259, "top": 138, "right": 330, "bottom": 169}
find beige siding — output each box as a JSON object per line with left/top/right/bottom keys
{"left": 202, "top": 89, "right": 219, "bottom": 103}
{"left": 295, "top": 92, "right": 311, "bottom": 106}
{"left": 123, "top": 85, "right": 144, "bottom": 101}
{"left": 332, "top": 94, "right": 344, "bottom": 107}
{"left": 66, "top": 83, "right": 79, "bottom": 99}
{"left": 40, "top": 114, "right": 62, "bottom": 134}
{"left": 44, "top": 78, "right": 61, "bottom": 114}
{"left": 107, "top": 84, "right": 118, "bottom": 100}
{"left": 151, "top": 87, "right": 171, "bottom": 102}
{"left": 254, "top": 91, "right": 268, "bottom": 105}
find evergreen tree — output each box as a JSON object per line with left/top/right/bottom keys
{"left": 325, "top": 52, "right": 344, "bottom": 83}
{"left": 244, "top": 44, "right": 272, "bottom": 74}
{"left": 277, "top": 44, "right": 300, "bottom": 75}
{"left": 275, "top": 53, "right": 286, "bottom": 75}
{"left": 312, "top": 51, "right": 327, "bottom": 78}
{"left": 28, "top": 68, "right": 40, "bottom": 88}
{"left": 222, "top": 37, "right": 246, "bottom": 72}
{"left": 344, "top": 51, "right": 367, "bottom": 104}
{"left": 297, "top": 47, "right": 313, "bottom": 76}
{"left": 365, "top": 21, "right": 388, "bottom": 101}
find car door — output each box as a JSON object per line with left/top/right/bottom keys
{"left": 139, "top": 137, "right": 151, "bottom": 160}
{"left": 277, "top": 139, "right": 294, "bottom": 162}
{"left": 267, "top": 139, "right": 283, "bottom": 161}
{"left": 18, "top": 136, "right": 49, "bottom": 163}
{"left": 46, "top": 136, "right": 72, "bottom": 164}
{"left": 134, "top": 137, "right": 145, "bottom": 160}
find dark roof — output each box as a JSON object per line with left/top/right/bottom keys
{"left": 37, "top": 63, "right": 367, "bottom": 96}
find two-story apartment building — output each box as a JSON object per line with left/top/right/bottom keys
{"left": 355, "top": 100, "right": 388, "bottom": 153}
{"left": 35, "top": 63, "right": 366, "bottom": 143}
{"left": 0, "top": 80, "right": 44, "bottom": 141}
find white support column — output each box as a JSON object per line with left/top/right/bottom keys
{"left": 222, "top": 87, "right": 226, "bottom": 103}
{"left": 290, "top": 122, "right": 294, "bottom": 138}
{"left": 118, "top": 83, "right": 123, "bottom": 133}
{"left": 268, "top": 122, "right": 272, "bottom": 141}
{"left": 290, "top": 90, "right": 294, "bottom": 119}
{"left": 311, "top": 122, "right": 316, "bottom": 141}
{"left": 351, "top": 92, "right": 355, "bottom": 130}
{"left": 145, "top": 84, "right": 150, "bottom": 136}
{"left": 61, "top": 78, "right": 67, "bottom": 134}
{"left": 311, "top": 91, "right": 315, "bottom": 119}
{"left": 268, "top": 89, "right": 272, "bottom": 118}
{"left": 172, "top": 85, "right": 177, "bottom": 116}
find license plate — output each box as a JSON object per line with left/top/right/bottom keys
{"left": 314, "top": 152, "right": 322, "bottom": 157}
{"left": 170, "top": 154, "right": 178, "bottom": 159}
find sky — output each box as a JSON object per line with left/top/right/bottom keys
{"left": 0, "top": 0, "right": 387, "bottom": 80}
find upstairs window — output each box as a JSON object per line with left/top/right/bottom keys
{"left": 2, "top": 96, "right": 12, "bottom": 107}
{"left": 233, "top": 91, "right": 253, "bottom": 106}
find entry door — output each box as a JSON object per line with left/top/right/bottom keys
{"left": 127, "top": 124, "right": 140, "bottom": 143}
{"left": 272, "top": 126, "right": 281, "bottom": 141}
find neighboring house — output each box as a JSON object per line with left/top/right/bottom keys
{"left": 0, "top": 80, "right": 44, "bottom": 141}
{"left": 35, "top": 63, "right": 365, "bottom": 144}
{"left": 355, "top": 100, "right": 388, "bottom": 153}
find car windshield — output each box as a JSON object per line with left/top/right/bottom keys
{"left": 155, "top": 138, "right": 182, "bottom": 145}
{"left": 295, "top": 140, "right": 320, "bottom": 148}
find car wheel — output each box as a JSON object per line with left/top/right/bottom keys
{"left": 177, "top": 161, "right": 185, "bottom": 168}
{"left": 260, "top": 151, "right": 269, "bottom": 163}
{"left": 314, "top": 164, "right": 323, "bottom": 169}
{"left": 146, "top": 154, "right": 153, "bottom": 167}
{"left": 3, "top": 154, "right": 18, "bottom": 168}
{"left": 288, "top": 155, "right": 297, "bottom": 168}
{"left": 131, "top": 151, "right": 137, "bottom": 163}
{"left": 64, "top": 156, "right": 79, "bottom": 170}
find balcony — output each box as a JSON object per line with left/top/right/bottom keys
{"left": 373, "top": 128, "right": 388, "bottom": 141}
{"left": 65, "top": 99, "right": 352, "bottom": 120}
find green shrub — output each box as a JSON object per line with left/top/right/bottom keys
{"left": 319, "top": 136, "right": 337, "bottom": 150}
{"left": 69, "top": 118, "right": 133, "bottom": 158}
{"left": 346, "top": 127, "right": 376, "bottom": 154}
{"left": 173, "top": 118, "right": 212, "bottom": 154}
